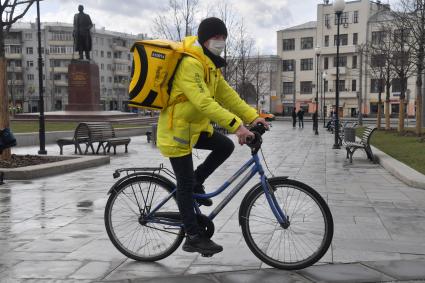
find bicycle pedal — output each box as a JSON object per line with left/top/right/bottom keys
{"left": 201, "top": 253, "right": 214, "bottom": 257}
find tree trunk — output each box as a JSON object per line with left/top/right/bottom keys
{"left": 398, "top": 98, "right": 405, "bottom": 133}
{"left": 385, "top": 100, "right": 390, "bottom": 130}
{"left": 416, "top": 70, "right": 423, "bottom": 135}
{"left": 377, "top": 92, "right": 382, "bottom": 129}
{"left": 0, "top": 57, "right": 11, "bottom": 160}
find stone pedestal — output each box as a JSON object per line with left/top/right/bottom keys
{"left": 65, "top": 61, "right": 102, "bottom": 111}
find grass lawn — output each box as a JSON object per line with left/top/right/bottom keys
{"left": 356, "top": 127, "right": 425, "bottom": 175}
{"left": 10, "top": 121, "right": 145, "bottom": 133}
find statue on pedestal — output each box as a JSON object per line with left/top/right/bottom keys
{"left": 73, "top": 5, "right": 93, "bottom": 60}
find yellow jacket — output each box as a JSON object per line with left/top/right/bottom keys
{"left": 157, "top": 36, "right": 259, "bottom": 157}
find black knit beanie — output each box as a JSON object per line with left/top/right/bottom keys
{"left": 197, "top": 17, "right": 228, "bottom": 45}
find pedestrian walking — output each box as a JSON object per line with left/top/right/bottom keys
{"left": 291, "top": 107, "right": 297, "bottom": 128}
{"left": 297, "top": 109, "right": 304, "bottom": 128}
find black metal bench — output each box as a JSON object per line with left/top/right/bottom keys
{"left": 56, "top": 123, "right": 90, "bottom": 155}
{"left": 57, "top": 122, "right": 130, "bottom": 155}
{"left": 82, "top": 122, "right": 131, "bottom": 154}
{"left": 344, "top": 126, "right": 377, "bottom": 163}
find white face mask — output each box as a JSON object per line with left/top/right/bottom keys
{"left": 207, "top": 39, "right": 226, "bottom": 56}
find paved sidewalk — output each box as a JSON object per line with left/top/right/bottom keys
{"left": 1, "top": 121, "right": 425, "bottom": 282}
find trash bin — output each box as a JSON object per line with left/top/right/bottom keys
{"left": 343, "top": 127, "right": 356, "bottom": 142}
{"left": 151, "top": 123, "right": 158, "bottom": 145}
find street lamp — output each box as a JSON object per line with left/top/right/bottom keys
{"left": 333, "top": 0, "right": 345, "bottom": 149}
{"left": 36, "top": 0, "right": 47, "bottom": 155}
{"left": 315, "top": 46, "right": 321, "bottom": 135}
{"left": 323, "top": 71, "right": 328, "bottom": 128}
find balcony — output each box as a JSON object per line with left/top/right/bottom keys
{"left": 114, "top": 69, "right": 129, "bottom": 76}
{"left": 7, "top": 66, "right": 23, "bottom": 72}
{"left": 53, "top": 80, "right": 68, "bottom": 87}
{"left": 113, "top": 82, "right": 128, "bottom": 89}
{"left": 48, "top": 53, "right": 73, "bottom": 60}
{"left": 8, "top": 80, "right": 24, "bottom": 85}
{"left": 113, "top": 57, "right": 129, "bottom": 64}
{"left": 320, "top": 45, "right": 357, "bottom": 55}
{"left": 327, "top": 67, "right": 346, "bottom": 75}
{"left": 51, "top": 67, "right": 68, "bottom": 73}
{"left": 111, "top": 43, "right": 128, "bottom": 51}
{"left": 6, "top": 53, "right": 23, "bottom": 59}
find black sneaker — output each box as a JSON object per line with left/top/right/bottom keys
{"left": 182, "top": 234, "right": 223, "bottom": 255}
{"left": 194, "top": 185, "right": 213, "bottom": 206}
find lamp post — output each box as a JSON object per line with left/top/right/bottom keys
{"left": 323, "top": 72, "right": 328, "bottom": 127}
{"left": 333, "top": 0, "right": 345, "bottom": 149}
{"left": 314, "top": 47, "right": 321, "bottom": 135}
{"left": 36, "top": 0, "right": 47, "bottom": 154}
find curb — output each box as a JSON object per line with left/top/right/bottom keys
{"left": 372, "top": 145, "right": 425, "bottom": 190}
{"left": 0, "top": 155, "right": 110, "bottom": 180}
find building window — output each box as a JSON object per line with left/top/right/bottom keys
{"left": 101, "top": 63, "right": 104, "bottom": 70}
{"left": 283, "top": 82, "right": 294, "bottom": 94}
{"left": 371, "top": 55, "right": 385, "bottom": 68}
{"left": 334, "top": 34, "right": 348, "bottom": 46}
{"left": 26, "top": 60, "right": 33, "bottom": 68}
{"left": 26, "top": 47, "right": 33, "bottom": 54}
{"left": 282, "top": 38, "right": 295, "bottom": 51}
{"left": 50, "top": 59, "right": 60, "bottom": 67}
{"left": 101, "top": 50, "right": 104, "bottom": 57}
{"left": 9, "top": 46, "right": 21, "bottom": 54}
{"left": 300, "top": 58, "right": 313, "bottom": 71}
{"left": 391, "top": 78, "right": 407, "bottom": 94}
{"left": 353, "top": 11, "right": 359, "bottom": 23}
{"left": 370, "top": 79, "right": 384, "bottom": 93}
{"left": 301, "top": 37, "right": 313, "bottom": 49}
{"left": 101, "top": 76, "right": 105, "bottom": 82}
{"left": 27, "top": 74, "right": 34, "bottom": 80}
{"left": 371, "top": 31, "right": 386, "bottom": 45}
{"left": 324, "top": 35, "right": 329, "bottom": 47}
{"left": 352, "top": 55, "right": 357, "bottom": 69}
{"left": 108, "top": 76, "right": 112, "bottom": 83}
{"left": 300, "top": 81, "right": 313, "bottom": 94}
{"left": 324, "top": 80, "right": 328, "bottom": 92}
{"left": 53, "top": 73, "right": 61, "bottom": 80}
{"left": 282, "top": 60, "right": 295, "bottom": 71}
{"left": 353, "top": 33, "right": 358, "bottom": 45}
{"left": 107, "top": 51, "right": 112, "bottom": 58}
{"left": 352, "top": 80, "right": 357, "bottom": 92}
{"left": 51, "top": 31, "right": 72, "bottom": 41}
{"left": 333, "top": 56, "right": 347, "bottom": 67}
{"left": 334, "top": 80, "right": 346, "bottom": 91}
{"left": 325, "top": 14, "right": 330, "bottom": 27}
{"left": 107, "top": 64, "right": 112, "bottom": 70}
{"left": 324, "top": 57, "right": 329, "bottom": 69}
{"left": 335, "top": 12, "right": 349, "bottom": 24}
{"left": 24, "top": 33, "right": 32, "bottom": 40}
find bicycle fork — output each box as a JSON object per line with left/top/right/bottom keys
{"left": 261, "top": 176, "right": 290, "bottom": 229}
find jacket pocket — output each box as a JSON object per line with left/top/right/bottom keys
{"left": 172, "top": 119, "right": 190, "bottom": 149}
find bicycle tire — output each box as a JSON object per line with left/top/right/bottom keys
{"left": 239, "top": 177, "right": 333, "bottom": 270}
{"left": 104, "top": 175, "right": 184, "bottom": 261}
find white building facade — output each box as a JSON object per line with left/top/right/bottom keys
{"left": 277, "top": 0, "right": 418, "bottom": 118}
{"left": 6, "top": 22, "right": 144, "bottom": 113}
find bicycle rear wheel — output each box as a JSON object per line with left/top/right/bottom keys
{"left": 239, "top": 177, "right": 333, "bottom": 270}
{"left": 104, "top": 175, "right": 184, "bottom": 261}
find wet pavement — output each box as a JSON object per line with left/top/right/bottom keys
{"left": 1, "top": 121, "right": 425, "bottom": 282}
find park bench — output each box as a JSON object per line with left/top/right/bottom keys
{"left": 57, "top": 122, "right": 131, "bottom": 155}
{"left": 344, "top": 126, "right": 377, "bottom": 163}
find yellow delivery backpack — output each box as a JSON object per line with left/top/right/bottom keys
{"left": 128, "top": 38, "right": 208, "bottom": 110}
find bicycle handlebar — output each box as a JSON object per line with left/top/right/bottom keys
{"left": 246, "top": 123, "right": 268, "bottom": 154}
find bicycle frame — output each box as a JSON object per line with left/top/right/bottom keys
{"left": 146, "top": 153, "right": 288, "bottom": 227}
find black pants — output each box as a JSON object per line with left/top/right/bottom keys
{"left": 169, "top": 131, "right": 234, "bottom": 236}
{"left": 292, "top": 118, "right": 296, "bottom": 128}
{"left": 299, "top": 118, "right": 304, "bottom": 128}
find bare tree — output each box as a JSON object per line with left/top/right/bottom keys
{"left": 392, "top": 0, "right": 425, "bottom": 135}
{"left": 0, "top": 0, "right": 35, "bottom": 160}
{"left": 152, "top": 0, "right": 199, "bottom": 41}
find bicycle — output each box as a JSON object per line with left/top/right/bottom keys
{"left": 104, "top": 123, "right": 334, "bottom": 270}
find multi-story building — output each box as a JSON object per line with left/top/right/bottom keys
{"left": 277, "top": 0, "right": 418, "bottom": 118}
{"left": 6, "top": 22, "right": 144, "bottom": 113}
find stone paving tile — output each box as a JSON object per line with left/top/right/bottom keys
{"left": 214, "top": 268, "right": 311, "bottom": 283}
{"left": 299, "top": 263, "right": 395, "bottom": 282}
{"left": 0, "top": 260, "right": 83, "bottom": 279}
{"left": 363, "top": 260, "right": 425, "bottom": 281}
{"left": 1, "top": 121, "right": 425, "bottom": 281}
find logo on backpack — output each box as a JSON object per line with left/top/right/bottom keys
{"left": 151, "top": 51, "right": 166, "bottom": 60}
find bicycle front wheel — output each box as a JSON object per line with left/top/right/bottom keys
{"left": 104, "top": 175, "right": 184, "bottom": 262}
{"left": 239, "top": 177, "right": 333, "bottom": 270}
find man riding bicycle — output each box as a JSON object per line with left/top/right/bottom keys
{"left": 156, "top": 17, "right": 268, "bottom": 256}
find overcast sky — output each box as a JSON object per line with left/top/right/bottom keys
{"left": 21, "top": 0, "right": 396, "bottom": 55}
